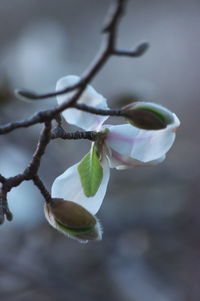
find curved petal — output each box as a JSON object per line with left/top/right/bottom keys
{"left": 51, "top": 156, "right": 110, "bottom": 215}
{"left": 56, "top": 75, "right": 109, "bottom": 130}
{"left": 107, "top": 148, "right": 166, "bottom": 169}
{"left": 105, "top": 111, "right": 180, "bottom": 163}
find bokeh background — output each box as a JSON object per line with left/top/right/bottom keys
{"left": 0, "top": 0, "right": 199, "bottom": 300}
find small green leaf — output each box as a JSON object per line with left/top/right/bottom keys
{"left": 78, "top": 146, "right": 103, "bottom": 197}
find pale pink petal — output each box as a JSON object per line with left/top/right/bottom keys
{"left": 105, "top": 109, "right": 180, "bottom": 163}
{"left": 51, "top": 156, "right": 110, "bottom": 215}
{"left": 56, "top": 75, "right": 109, "bottom": 130}
{"left": 107, "top": 149, "right": 166, "bottom": 169}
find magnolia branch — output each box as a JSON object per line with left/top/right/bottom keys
{"left": 0, "top": 0, "right": 149, "bottom": 223}
{"left": 0, "top": 0, "right": 148, "bottom": 136}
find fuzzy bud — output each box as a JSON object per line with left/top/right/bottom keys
{"left": 122, "top": 102, "right": 169, "bottom": 130}
{"left": 44, "top": 198, "right": 102, "bottom": 243}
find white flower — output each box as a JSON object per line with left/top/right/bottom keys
{"left": 52, "top": 75, "right": 180, "bottom": 217}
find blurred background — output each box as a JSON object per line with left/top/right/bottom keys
{"left": 0, "top": 0, "right": 199, "bottom": 300}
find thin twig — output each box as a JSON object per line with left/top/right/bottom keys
{"left": 0, "top": 186, "right": 12, "bottom": 224}
{"left": 0, "top": 110, "right": 54, "bottom": 135}
{"left": 113, "top": 42, "right": 149, "bottom": 57}
{"left": 51, "top": 127, "right": 97, "bottom": 141}
{"left": 4, "top": 122, "right": 51, "bottom": 191}
{"left": 74, "top": 103, "right": 122, "bottom": 116}
{"left": 32, "top": 175, "right": 52, "bottom": 203}
{"left": 24, "top": 122, "right": 52, "bottom": 178}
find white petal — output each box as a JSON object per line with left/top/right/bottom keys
{"left": 105, "top": 111, "right": 180, "bottom": 163}
{"left": 51, "top": 157, "right": 110, "bottom": 215}
{"left": 107, "top": 149, "right": 166, "bottom": 169}
{"left": 56, "top": 75, "right": 109, "bottom": 130}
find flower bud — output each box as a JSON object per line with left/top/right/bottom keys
{"left": 48, "top": 198, "right": 96, "bottom": 229}
{"left": 122, "top": 102, "right": 171, "bottom": 130}
{"left": 44, "top": 198, "right": 102, "bottom": 243}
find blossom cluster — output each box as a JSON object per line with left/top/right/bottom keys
{"left": 45, "top": 75, "right": 180, "bottom": 243}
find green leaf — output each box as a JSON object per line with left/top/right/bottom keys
{"left": 78, "top": 146, "right": 103, "bottom": 197}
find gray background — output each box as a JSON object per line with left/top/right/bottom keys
{"left": 0, "top": 0, "right": 199, "bottom": 300}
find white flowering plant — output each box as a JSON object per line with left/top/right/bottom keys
{"left": 44, "top": 75, "right": 180, "bottom": 243}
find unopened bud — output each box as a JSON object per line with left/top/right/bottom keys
{"left": 122, "top": 102, "right": 169, "bottom": 130}
{"left": 47, "top": 198, "right": 96, "bottom": 229}
{"left": 44, "top": 198, "right": 102, "bottom": 243}
{"left": 14, "top": 89, "right": 39, "bottom": 102}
